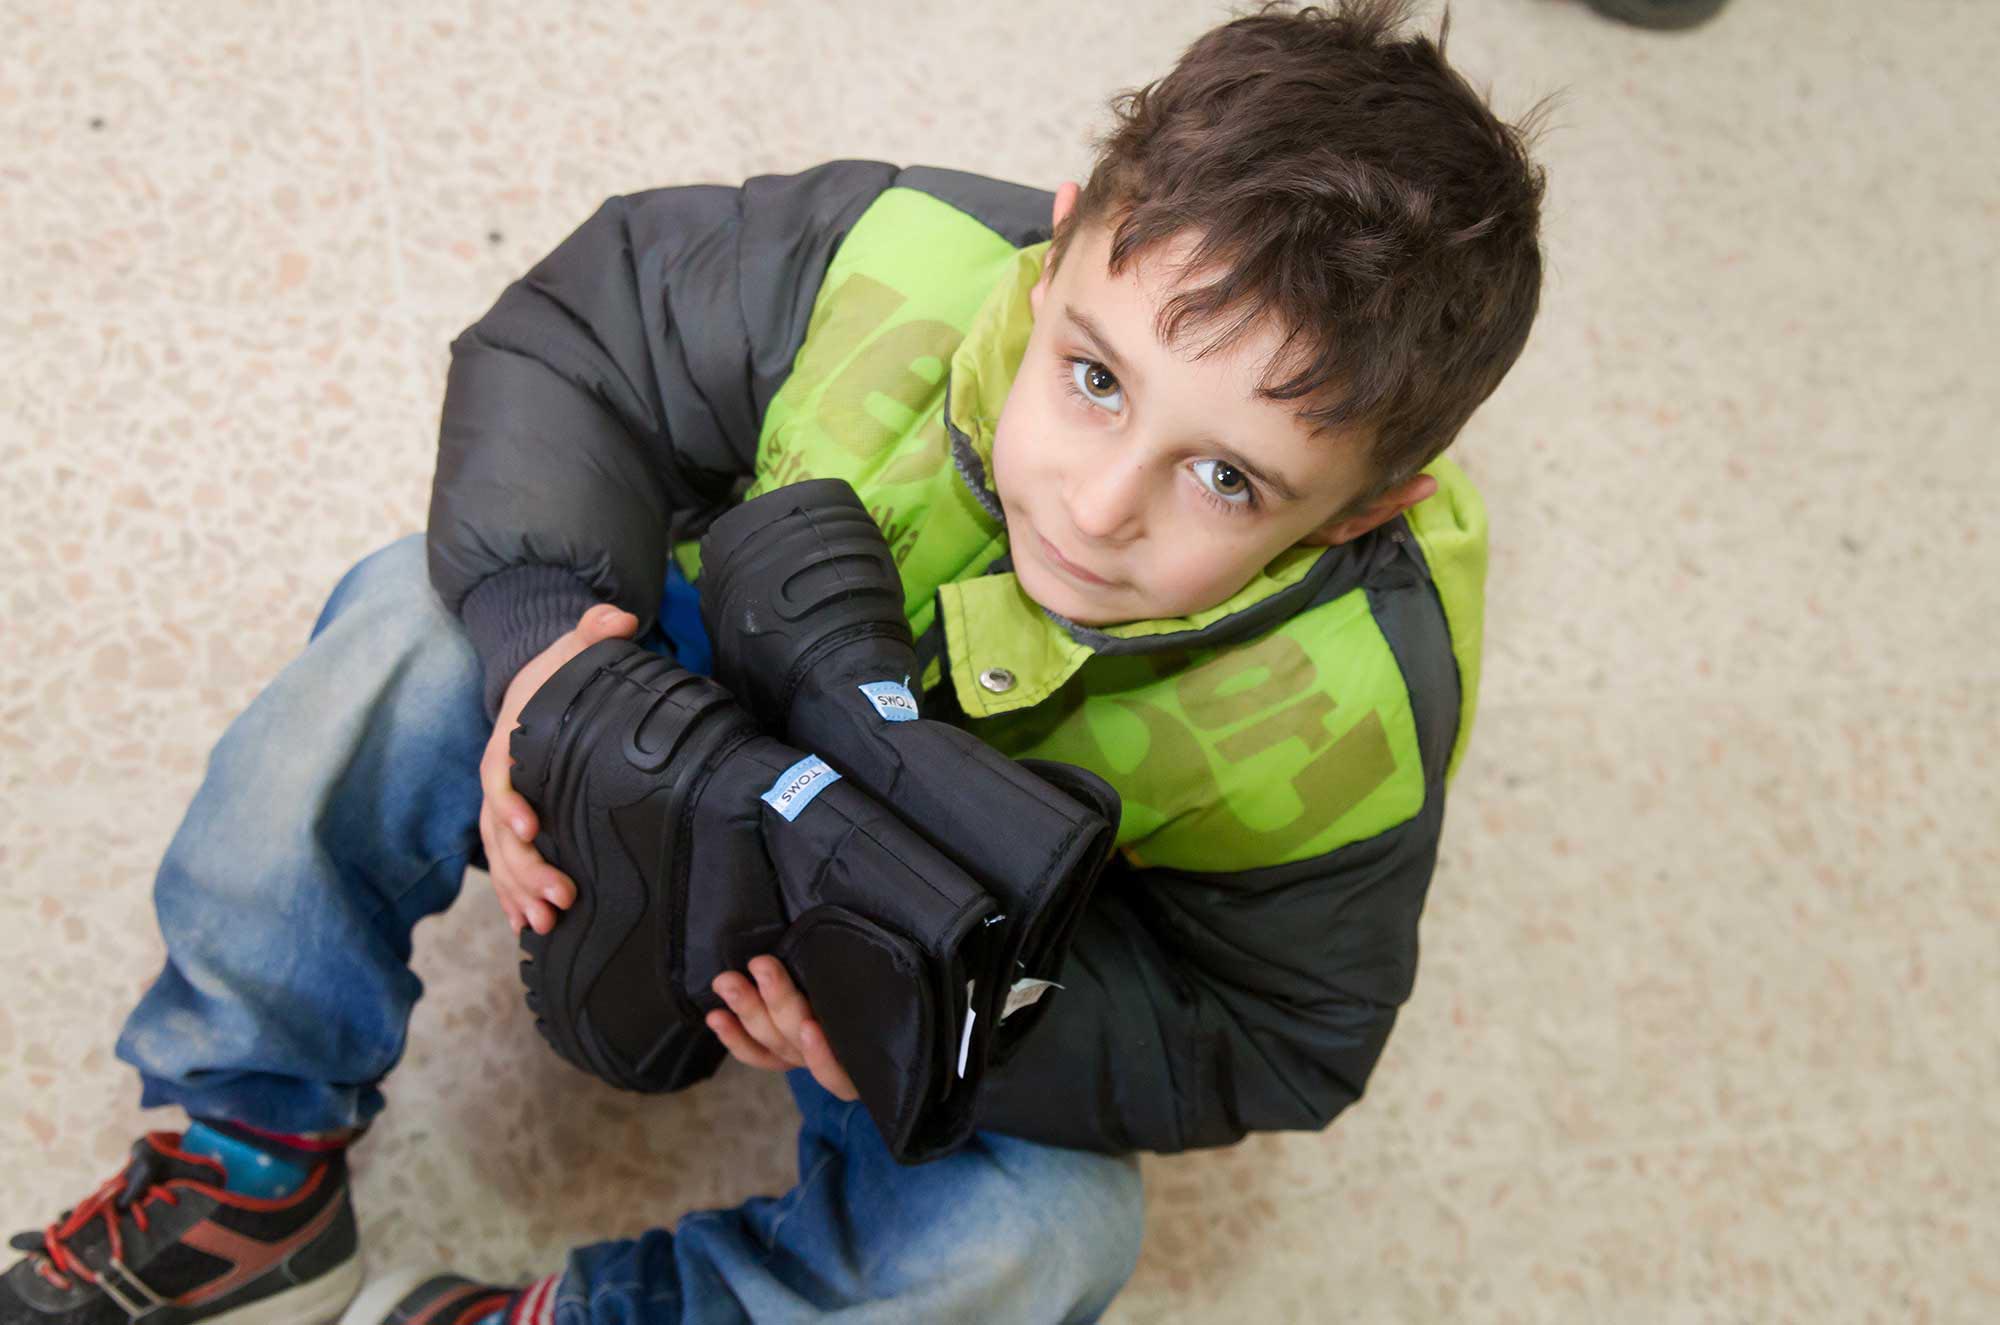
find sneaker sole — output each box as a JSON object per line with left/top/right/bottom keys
{"left": 207, "top": 1250, "right": 362, "bottom": 1325}
{"left": 335, "top": 1264, "right": 439, "bottom": 1325}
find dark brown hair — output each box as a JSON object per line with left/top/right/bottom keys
{"left": 1049, "top": 0, "right": 1551, "bottom": 520}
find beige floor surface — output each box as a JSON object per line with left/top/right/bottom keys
{"left": 3, "top": 1, "right": 1995, "bottom": 1322}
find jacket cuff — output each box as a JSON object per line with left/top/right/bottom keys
{"left": 458, "top": 565, "right": 607, "bottom": 728}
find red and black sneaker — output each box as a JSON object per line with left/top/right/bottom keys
{"left": 338, "top": 1269, "right": 560, "bottom": 1325}
{"left": 1, "top": 1130, "right": 360, "bottom": 1324}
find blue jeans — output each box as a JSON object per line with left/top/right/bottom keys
{"left": 112, "top": 533, "right": 1144, "bottom": 1324}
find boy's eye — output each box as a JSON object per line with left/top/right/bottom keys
{"left": 1191, "top": 459, "right": 1253, "bottom": 505}
{"left": 1070, "top": 358, "right": 1124, "bottom": 411}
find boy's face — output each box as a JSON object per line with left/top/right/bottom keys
{"left": 991, "top": 183, "right": 1434, "bottom": 627}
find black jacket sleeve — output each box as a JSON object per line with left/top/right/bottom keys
{"left": 425, "top": 160, "right": 903, "bottom": 725}
{"left": 971, "top": 526, "right": 1467, "bottom": 1154}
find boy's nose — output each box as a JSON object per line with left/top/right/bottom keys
{"left": 1066, "top": 462, "right": 1146, "bottom": 544}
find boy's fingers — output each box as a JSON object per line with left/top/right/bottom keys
{"left": 749, "top": 957, "right": 808, "bottom": 1039}
{"left": 800, "top": 1020, "right": 859, "bottom": 1102}
{"left": 505, "top": 795, "right": 535, "bottom": 842}
{"left": 482, "top": 741, "right": 550, "bottom": 934}
{"left": 486, "top": 784, "right": 532, "bottom": 841}
{"left": 498, "top": 867, "right": 540, "bottom": 915}
{"left": 480, "top": 744, "right": 513, "bottom": 805}
{"left": 581, "top": 603, "right": 632, "bottom": 636}
{"left": 478, "top": 808, "right": 517, "bottom": 932}
{"left": 713, "top": 973, "right": 801, "bottom": 1067}
{"left": 490, "top": 814, "right": 570, "bottom": 910}
{"left": 491, "top": 884, "right": 523, "bottom": 934}
{"left": 708, "top": 1010, "right": 788, "bottom": 1072}
{"left": 480, "top": 729, "right": 536, "bottom": 839}
{"left": 751, "top": 959, "right": 828, "bottom": 1078}
{"left": 715, "top": 974, "right": 780, "bottom": 1052}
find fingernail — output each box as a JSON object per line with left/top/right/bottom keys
{"left": 513, "top": 818, "right": 531, "bottom": 841}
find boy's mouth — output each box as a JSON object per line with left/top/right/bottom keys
{"left": 1035, "top": 529, "right": 1114, "bottom": 588}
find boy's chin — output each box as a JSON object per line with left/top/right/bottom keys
{"left": 1015, "top": 570, "right": 1136, "bottom": 627}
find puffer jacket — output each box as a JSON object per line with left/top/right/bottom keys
{"left": 428, "top": 159, "right": 1485, "bottom": 1155}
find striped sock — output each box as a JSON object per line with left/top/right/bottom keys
{"left": 502, "top": 1273, "right": 562, "bottom": 1325}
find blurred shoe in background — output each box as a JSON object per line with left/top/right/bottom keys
{"left": 1586, "top": 0, "right": 1730, "bottom": 30}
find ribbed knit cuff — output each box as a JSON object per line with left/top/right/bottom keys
{"left": 458, "top": 565, "right": 608, "bottom": 728}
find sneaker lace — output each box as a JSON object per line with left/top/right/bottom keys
{"left": 7, "top": 1133, "right": 216, "bottom": 1291}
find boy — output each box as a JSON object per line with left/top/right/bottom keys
{"left": 1, "top": 2, "right": 1546, "bottom": 1322}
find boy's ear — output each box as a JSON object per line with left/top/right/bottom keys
{"left": 1031, "top": 181, "right": 1081, "bottom": 316}
{"left": 1297, "top": 474, "right": 1439, "bottom": 547}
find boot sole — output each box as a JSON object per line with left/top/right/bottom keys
{"left": 510, "top": 642, "right": 732, "bottom": 1091}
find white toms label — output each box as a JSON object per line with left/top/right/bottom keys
{"left": 858, "top": 679, "right": 921, "bottom": 722}
{"left": 760, "top": 755, "right": 841, "bottom": 822}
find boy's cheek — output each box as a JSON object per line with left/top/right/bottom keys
{"left": 1140, "top": 546, "right": 1259, "bottom": 621}
{"left": 988, "top": 381, "right": 1049, "bottom": 506}
{"left": 988, "top": 419, "right": 1020, "bottom": 508}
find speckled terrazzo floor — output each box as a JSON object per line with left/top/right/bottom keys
{"left": 2, "top": 1, "right": 1995, "bottom": 1322}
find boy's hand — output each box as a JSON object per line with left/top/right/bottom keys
{"left": 478, "top": 602, "right": 642, "bottom": 935}
{"left": 709, "top": 956, "right": 859, "bottom": 1102}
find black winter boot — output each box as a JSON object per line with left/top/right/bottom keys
{"left": 697, "top": 478, "right": 1122, "bottom": 1070}
{"left": 507, "top": 640, "right": 1003, "bottom": 1164}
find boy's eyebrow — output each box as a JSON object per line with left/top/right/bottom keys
{"left": 1064, "top": 305, "right": 1136, "bottom": 386}
{"left": 1207, "top": 439, "right": 1303, "bottom": 504}
{"left": 1064, "top": 303, "right": 1305, "bottom": 504}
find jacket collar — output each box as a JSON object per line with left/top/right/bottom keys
{"left": 936, "top": 241, "right": 1397, "bottom": 719}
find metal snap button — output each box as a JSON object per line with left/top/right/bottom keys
{"left": 978, "top": 667, "right": 1016, "bottom": 694}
